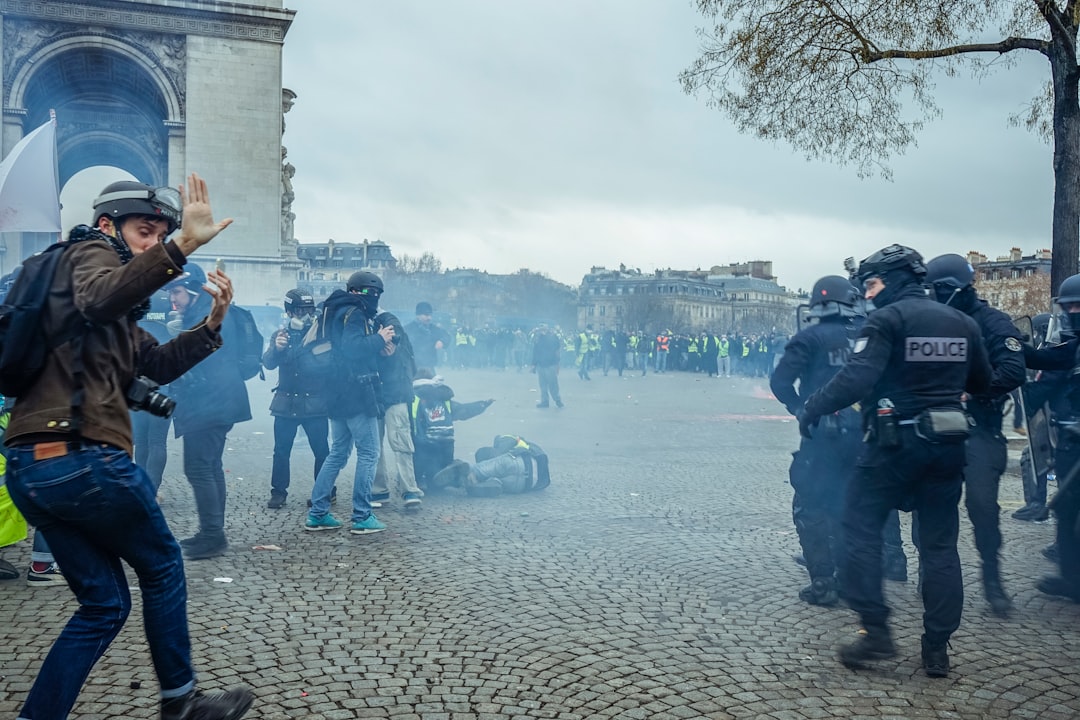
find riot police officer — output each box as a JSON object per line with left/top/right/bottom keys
{"left": 925, "top": 254, "right": 1027, "bottom": 617}
{"left": 801, "top": 245, "right": 991, "bottom": 678}
{"left": 771, "top": 276, "right": 865, "bottom": 606}
{"left": 1021, "top": 274, "right": 1080, "bottom": 602}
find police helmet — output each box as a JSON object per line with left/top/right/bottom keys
{"left": 167, "top": 262, "right": 206, "bottom": 295}
{"left": 808, "top": 275, "right": 863, "bottom": 318}
{"left": 856, "top": 244, "right": 927, "bottom": 283}
{"left": 925, "top": 254, "right": 975, "bottom": 289}
{"left": 1055, "top": 273, "right": 1080, "bottom": 306}
{"left": 346, "top": 270, "right": 384, "bottom": 295}
{"left": 284, "top": 288, "right": 316, "bottom": 315}
{"left": 92, "top": 181, "right": 182, "bottom": 235}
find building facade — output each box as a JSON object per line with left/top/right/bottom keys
{"left": 968, "top": 248, "right": 1052, "bottom": 318}
{"left": 0, "top": 0, "right": 296, "bottom": 303}
{"left": 578, "top": 262, "right": 799, "bottom": 334}
{"left": 296, "top": 239, "right": 397, "bottom": 302}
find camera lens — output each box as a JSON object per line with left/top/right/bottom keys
{"left": 145, "top": 391, "right": 176, "bottom": 418}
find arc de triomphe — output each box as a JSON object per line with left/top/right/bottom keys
{"left": 0, "top": 0, "right": 297, "bottom": 304}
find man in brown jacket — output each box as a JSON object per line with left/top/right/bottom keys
{"left": 3, "top": 174, "right": 254, "bottom": 719}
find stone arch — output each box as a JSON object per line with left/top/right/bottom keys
{"left": 7, "top": 36, "right": 184, "bottom": 187}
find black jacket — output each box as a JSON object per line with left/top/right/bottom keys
{"left": 262, "top": 321, "right": 327, "bottom": 418}
{"left": 171, "top": 293, "right": 252, "bottom": 437}
{"left": 805, "top": 287, "right": 992, "bottom": 423}
{"left": 963, "top": 299, "right": 1027, "bottom": 429}
{"left": 376, "top": 311, "right": 416, "bottom": 407}
{"left": 321, "top": 289, "right": 385, "bottom": 419}
{"left": 771, "top": 317, "right": 861, "bottom": 417}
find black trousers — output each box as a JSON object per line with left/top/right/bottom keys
{"left": 963, "top": 424, "right": 1008, "bottom": 567}
{"left": 270, "top": 415, "right": 330, "bottom": 497}
{"left": 843, "top": 429, "right": 964, "bottom": 644}
{"left": 415, "top": 441, "right": 454, "bottom": 490}
{"left": 789, "top": 425, "right": 861, "bottom": 581}
{"left": 1052, "top": 438, "right": 1080, "bottom": 588}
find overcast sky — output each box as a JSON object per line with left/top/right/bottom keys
{"left": 280, "top": 1, "right": 1052, "bottom": 293}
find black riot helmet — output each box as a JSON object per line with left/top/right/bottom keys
{"left": 925, "top": 253, "right": 976, "bottom": 309}
{"left": 92, "top": 181, "right": 182, "bottom": 235}
{"left": 347, "top": 270, "right": 383, "bottom": 319}
{"left": 1055, "top": 273, "right": 1080, "bottom": 332}
{"left": 346, "top": 270, "right": 384, "bottom": 295}
{"left": 856, "top": 244, "right": 927, "bottom": 308}
{"left": 808, "top": 275, "right": 864, "bottom": 319}
{"left": 284, "top": 288, "right": 316, "bottom": 315}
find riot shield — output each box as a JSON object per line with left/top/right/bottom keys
{"left": 795, "top": 303, "right": 811, "bottom": 332}
{"left": 1021, "top": 379, "right": 1056, "bottom": 484}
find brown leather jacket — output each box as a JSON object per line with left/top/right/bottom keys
{"left": 6, "top": 237, "right": 222, "bottom": 454}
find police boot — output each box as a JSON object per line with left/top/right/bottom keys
{"left": 838, "top": 625, "right": 896, "bottom": 669}
{"left": 920, "top": 635, "right": 950, "bottom": 678}
{"left": 982, "top": 565, "right": 1013, "bottom": 618}
{"left": 161, "top": 686, "right": 254, "bottom": 720}
{"left": 798, "top": 577, "right": 839, "bottom": 606}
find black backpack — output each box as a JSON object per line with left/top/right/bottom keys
{"left": 0, "top": 243, "right": 82, "bottom": 397}
{"left": 228, "top": 304, "right": 265, "bottom": 381}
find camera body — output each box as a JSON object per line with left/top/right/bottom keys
{"left": 127, "top": 376, "right": 176, "bottom": 418}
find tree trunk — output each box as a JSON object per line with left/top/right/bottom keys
{"left": 1049, "top": 38, "right": 1080, "bottom": 296}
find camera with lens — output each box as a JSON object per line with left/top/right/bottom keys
{"left": 126, "top": 376, "right": 176, "bottom": 418}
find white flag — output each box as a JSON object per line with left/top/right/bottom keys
{"left": 0, "top": 120, "right": 60, "bottom": 233}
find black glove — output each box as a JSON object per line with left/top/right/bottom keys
{"left": 798, "top": 409, "right": 820, "bottom": 439}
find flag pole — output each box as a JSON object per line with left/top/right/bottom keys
{"left": 50, "top": 109, "right": 60, "bottom": 244}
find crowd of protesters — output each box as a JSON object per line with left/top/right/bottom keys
{"left": 442, "top": 325, "right": 788, "bottom": 378}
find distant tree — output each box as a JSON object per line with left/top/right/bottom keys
{"left": 681, "top": 1, "right": 1080, "bottom": 293}
{"left": 395, "top": 252, "right": 443, "bottom": 275}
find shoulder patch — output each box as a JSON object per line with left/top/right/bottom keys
{"left": 853, "top": 337, "right": 868, "bottom": 353}
{"left": 1004, "top": 337, "right": 1022, "bottom": 352}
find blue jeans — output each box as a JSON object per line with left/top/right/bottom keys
{"left": 6, "top": 443, "right": 195, "bottom": 718}
{"left": 310, "top": 414, "right": 380, "bottom": 522}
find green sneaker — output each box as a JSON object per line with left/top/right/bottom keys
{"left": 350, "top": 514, "right": 386, "bottom": 535}
{"left": 305, "top": 513, "right": 342, "bottom": 531}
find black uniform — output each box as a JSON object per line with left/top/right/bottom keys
{"left": 804, "top": 284, "right": 991, "bottom": 647}
{"left": 771, "top": 316, "right": 862, "bottom": 602}
{"left": 1023, "top": 338, "right": 1080, "bottom": 597}
{"left": 954, "top": 300, "right": 1026, "bottom": 604}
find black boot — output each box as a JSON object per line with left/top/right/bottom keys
{"left": 1037, "top": 575, "right": 1080, "bottom": 602}
{"left": 1012, "top": 502, "right": 1049, "bottom": 522}
{"left": 161, "top": 687, "right": 254, "bottom": 720}
{"left": 982, "top": 566, "right": 1013, "bottom": 618}
{"left": 179, "top": 532, "right": 206, "bottom": 550}
{"left": 921, "top": 635, "right": 950, "bottom": 678}
{"left": 798, "top": 577, "right": 839, "bottom": 606}
{"left": 183, "top": 532, "right": 228, "bottom": 561}
{"left": 838, "top": 626, "right": 896, "bottom": 669}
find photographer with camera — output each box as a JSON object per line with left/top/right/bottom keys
{"left": 166, "top": 262, "right": 251, "bottom": 560}
{"left": 3, "top": 175, "right": 255, "bottom": 718}
{"left": 262, "top": 289, "right": 329, "bottom": 509}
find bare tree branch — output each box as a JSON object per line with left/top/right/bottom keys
{"left": 866, "top": 36, "right": 1048, "bottom": 62}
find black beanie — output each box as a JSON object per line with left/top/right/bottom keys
{"left": 416, "top": 301, "right": 433, "bottom": 315}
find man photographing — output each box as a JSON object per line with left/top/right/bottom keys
{"left": 3, "top": 174, "right": 254, "bottom": 718}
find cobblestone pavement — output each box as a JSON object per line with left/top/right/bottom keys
{"left": 1, "top": 367, "right": 1078, "bottom": 719}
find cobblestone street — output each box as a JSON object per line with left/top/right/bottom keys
{"left": 1, "top": 367, "right": 1077, "bottom": 719}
